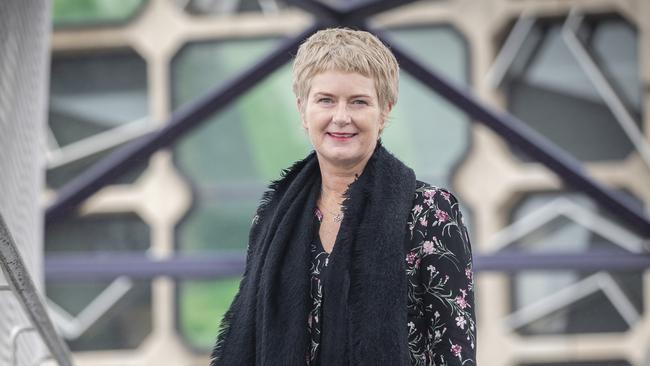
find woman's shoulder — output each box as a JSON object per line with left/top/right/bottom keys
{"left": 412, "top": 180, "right": 461, "bottom": 209}
{"left": 407, "top": 180, "right": 470, "bottom": 253}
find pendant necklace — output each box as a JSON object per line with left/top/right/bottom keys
{"left": 323, "top": 207, "right": 344, "bottom": 223}
{"left": 320, "top": 190, "right": 344, "bottom": 223}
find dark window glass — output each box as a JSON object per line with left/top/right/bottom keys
{"left": 45, "top": 213, "right": 150, "bottom": 253}
{"left": 502, "top": 16, "right": 642, "bottom": 162}
{"left": 507, "top": 191, "right": 644, "bottom": 335}
{"left": 46, "top": 143, "right": 150, "bottom": 189}
{"left": 48, "top": 49, "right": 150, "bottom": 188}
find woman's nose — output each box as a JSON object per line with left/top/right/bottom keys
{"left": 332, "top": 104, "right": 351, "bottom": 125}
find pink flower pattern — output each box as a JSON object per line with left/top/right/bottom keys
{"left": 406, "top": 183, "right": 476, "bottom": 365}
{"left": 308, "top": 183, "right": 476, "bottom": 365}
{"left": 406, "top": 252, "right": 417, "bottom": 265}
{"left": 451, "top": 343, "right": 462, "bottom": 358}
{"left": 434, "top": 209, "right": 449, "bottom": 223}
{"left": 422, "top": 241, "right": 435, "bottom": 255}
{"left": 455, "top": 295, "right": 469, "bottom": 310}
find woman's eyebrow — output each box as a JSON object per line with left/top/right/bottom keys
{"left": 312, "top": 92, "right": 334, "bottom": 97}
{"left": 312, "top": 92, "right": 372, "bottom": 99}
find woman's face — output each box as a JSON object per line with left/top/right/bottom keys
{"left": 299, "top": 70, "right": 387, "bottom": 171}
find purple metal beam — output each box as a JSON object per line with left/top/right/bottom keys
{"left": 475, "top": 252, "right": 650, "bottom": 272}
{"left": 43, "top": 251, "right": 650, "bottom": 281}
{"left": 284, "top": 0, "right": 341, "bottom": 21}
{"left": 285, "top": 0, "right": 420, "bottom": 25}
{"left": 44, "top": 253, "right": 246, "bottom": 280}
{"left": 45, "top": 24, "right": 322, "bottom": 224}
{"left": 369, "top": 27, "right": 650, "bottom": 236}
{"left": 343, "top": 0, "right": 420, "bottom": 21}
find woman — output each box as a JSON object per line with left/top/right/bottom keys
{"left": 210, "top": 28, "right": 476, "bottom": 366}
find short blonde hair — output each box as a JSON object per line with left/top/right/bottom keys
{"left": 292, "top": 28, "right": 399, "bottom": 112}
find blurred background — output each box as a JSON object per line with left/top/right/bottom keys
{"left": 1, "top": 0, "right": 650, "bottom": 365}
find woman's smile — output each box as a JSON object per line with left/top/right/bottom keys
{"left": 300, "top": 70, "right": 387, "bottom": 170}
{"left": 326, "top": 132, "right": 358, "bottom": 141}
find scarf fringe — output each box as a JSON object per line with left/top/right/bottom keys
{"left": 211, "top": 151, "right": 318, "bottom": 365}
{"left": 255, "top": 151, "right": 317, "bottom": 224}
{"left": 210, "top": 293, "right": 237, "bottom": 364}
{"left": 212, "top": 143, "right": 415, "bottom": 365}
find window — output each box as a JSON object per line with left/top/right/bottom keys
{"left": 501, "top": 16, "right": 642, "bottom": 162}
{"left": 46, "top": 279, "right": 152, "bottom": 351}
{"left": 505, "top": 191, "right": 644, "bottom": 335}
{"left": 48, "top": 49, "right": 150, "bottom": 188}
{"left": 384, "top": 26, "right": 470, "bottom": 187}
{"left": 45, "top": 213, "right": 152, "bottom": 350}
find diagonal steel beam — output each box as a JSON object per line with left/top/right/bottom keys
{"left": 563, "top": 10, "right": 650, "bottom": 170}
{"left": 285, "top": 0, "right": 420, "bottom": 25}
{"left": 45, "top": 24, "right": 322, "bottom": 223}
{"left": 45, "top": 0, "right": 415, "bottom": 223}
{"left": 368, "top": 26, "right": 650, "bottom": 236}
{"left": 284, "top": 0, "right": 342, "bottom": 22}
{"left": 343, "top": 0, "right": 420, "bottom": 22}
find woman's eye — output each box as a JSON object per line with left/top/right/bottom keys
{"left": 318, "top": 98, "right": 333, "bottom": 103}
{"left": 352, "top": 100, "right": 368, "bottom": 105}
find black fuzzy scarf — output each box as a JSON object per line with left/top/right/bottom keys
{"left": 210, "top": 143, "right": 416, "bottom": 365}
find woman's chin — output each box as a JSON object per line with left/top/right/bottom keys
{"left": 317, "top": 149, "right": 368, "bottom": 170}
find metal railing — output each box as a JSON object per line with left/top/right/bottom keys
{"left": 0, "top": 213, "right": 74, "bottom": 366}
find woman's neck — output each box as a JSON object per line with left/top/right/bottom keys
{"left": 320, "top": 172, "right": 356, "bottom": 205}
{"left": 318, "top": 159, "right": 367, "bottom": 206}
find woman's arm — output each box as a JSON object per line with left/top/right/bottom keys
{"left": 407, "top": 186, "right": 476, "bottom": 365}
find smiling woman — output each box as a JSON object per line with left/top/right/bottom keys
{"left": 210, "top": 28, "right": 476, "bottom": 366}
{"left": 300, "top": 70, "right": 385, "bottom": 183}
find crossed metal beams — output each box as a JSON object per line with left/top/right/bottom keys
{"left": 379, "top": 28, "right": 650, "bottom": 235}
{"left": 45, "top": 23, "right": 319, "bottom": 223}
{"left": 284, "top": 0, "right": 421, "bottom": 25}
{"left": 45, "top": 0, "right": 650, "bottom": 238}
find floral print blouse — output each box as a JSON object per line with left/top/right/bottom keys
{"left": 307, "top": 182, "right": 476, "bottom": 366}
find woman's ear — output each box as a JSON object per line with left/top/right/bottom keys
{"left": 297, "top": 98, "right": 307, "bottom": 130}
{"left": 379, "top": 103, "right": 393, "bottom": 134}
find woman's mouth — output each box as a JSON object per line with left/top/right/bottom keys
{"left": 327, "top": 132, "right": 357, "bottom": 141}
